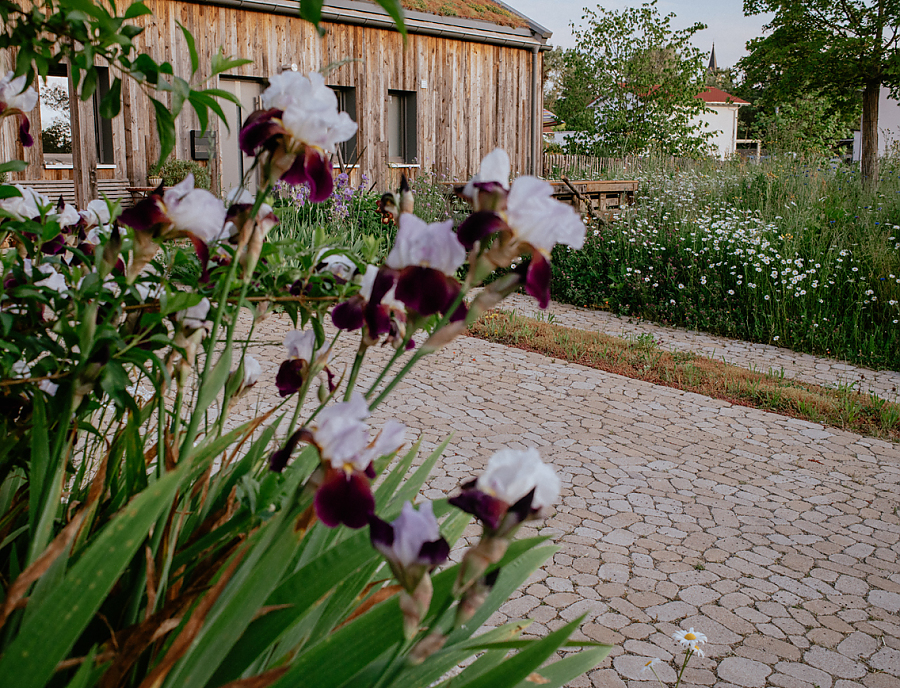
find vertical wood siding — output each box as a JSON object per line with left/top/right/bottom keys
{"left": 2, "top": 1, "right": 541, "bottom": 195}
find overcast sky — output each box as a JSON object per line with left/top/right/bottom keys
{"left": 511, "top": 0, "right": 774, "bottom": 70}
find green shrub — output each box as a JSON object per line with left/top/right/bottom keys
{"left": 154, "top": 156, "right": 212, "bottom": 189}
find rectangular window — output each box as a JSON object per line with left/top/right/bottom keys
{"left": 330, "top": 86, "right": 358, "bottom": 166}
{"left": 387, "top": 90, "right": 416, "bottom": 164}
{"left": 40, "top": 67, "right": 72, "bottom": 167}
{"left": 40, "top": 65, "right": 115, "bottom": 167}
{"left": 92, "top": 67, "right": 115, "bottom": 165}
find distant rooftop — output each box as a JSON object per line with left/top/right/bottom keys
{"left": 699, "top": 87, "right": 749, "bottom": 105}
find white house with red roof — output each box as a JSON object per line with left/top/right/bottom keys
{"left": 691, "top": 87, "right": 750, "bottom": 159}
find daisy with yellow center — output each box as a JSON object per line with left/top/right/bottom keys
{"left": 672, "top": 628, "right": 708, "bottom": 647}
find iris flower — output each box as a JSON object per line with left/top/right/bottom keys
{"left": 457, "top": 149, "right": 585, "bottom": 308}
{"left": 239, "top": 71, "right": 357, "bottom": 202}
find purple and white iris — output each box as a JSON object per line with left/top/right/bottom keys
{"left": 238, "top": 71, "right": 357, "bottom": 202}
{"left": 383, "top": 214, "right": 467, "bottom": 319}
{"left": 118, "top": 174, "right": 227, "bottom": 281}
{"left": 0, "top": 71, "right": 38, "bottom": 147}
{"left": 269, "top": 393, "right": 406, "bottom": 529}
{"left": 370, "top": 501, "right": 449, "bottom": 591}
{"left": 275, "top": 329, "right": 333, "bottom": 397}
{"left": 332, "top": 264, "right": 408, "bottom": 347}
{"left": 449, "top": 448, "right": 560, "bottom": 533}
{"left": 457, "top": 149, "right": 585, "bottom": 308}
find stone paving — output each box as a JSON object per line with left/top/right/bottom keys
{"left": 494, "top": 293, "right": 900, "bottom": 404}
{"left": 237, "top": 311, "right": 900, "bottom": 688}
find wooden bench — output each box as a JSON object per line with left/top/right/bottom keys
{"left": 439, "top": 178, "right": 639, "bottom": 221}
{"left": 9, "top": 179, "right": 134, "bottom": 208}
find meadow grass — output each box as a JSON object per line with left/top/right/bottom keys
{"left": 551, "top": 154, "right": 900, "bottom": 370}
{"left": 469, "top": 310, "right": 900, "bottom": 441}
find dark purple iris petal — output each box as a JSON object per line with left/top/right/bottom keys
{"left": 365, "top": 303, "right": 392, "bottom": 337}
{"left": 268, "top": 428, "right": 309, "bottom": 472}
{"left": 275, "top": 358, "right": 306, "bottom": 397}
{"left": 190, "top": 236, "right": 211, "bottom": 283}
{"left": 370, "top": 268, "right": 398, "bottom": 306}
{"left": 507, "top": 487, "right": 536, "bottom": 525}
{"left": 369, "top": 515, "right": 395, "bottom": 552}
{"left": 448, "top": 489, "right": 508, "bottom": 531}
{"left": 456, "top": 211, "right": 507, "bottom": 250}
{"left": 282, "top": 148, "right": 334, "bottom": 203}
{"left": 18, "top": 115, "right": 33, "bottom": 147}
{"left": 239, "top": 108, "right": 284, "bottom": 156}
{"left": 332, "top": 295, "right": 365, "bottom": 331}
{"left": 41, "top": 232, "right": 66, "bottom": 256}
{"left": 418, "top": 538, "right": 450, "bottom": 566}
{"left": 525, "top": 252, "right": 552, "bottom": 310}
{"left": 315, "top": 470, "right": 375, "bottom": 529}
{"left": 118, "top": 196, "right": 168, "bottom": 232}
{"left": 395, "top": 266, "right": 458, "bottom": 317}
{"left": 449, "top": 300, "right": 468, "bottom": 323}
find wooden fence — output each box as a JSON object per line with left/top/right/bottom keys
{"left": 542, "top": 153, "right": 719, "bottom": 180}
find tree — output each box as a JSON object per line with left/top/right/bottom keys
{"left": 560, "top": 0, "right": 711, "bottom": 157}
{"left": 741, "top": 0, "right": 900, "bottom": 182}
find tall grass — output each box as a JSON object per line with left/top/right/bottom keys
{"left": 551, "top": 155, "right": 900, "bottom": 370}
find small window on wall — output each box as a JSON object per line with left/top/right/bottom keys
{"left": 40, "top": 65, "right": 115, "bottom": 167}
{"left": 92, "top": 68, "right": 115, "bottom": 164}
{"left": 387, "top": 90, "right": 416, "bottom": 164}
{"left": 40, "top": 67, "right": 72, "bottom": 167}
{"left": 330, "top": 86, "right": 358, "bottom": 165}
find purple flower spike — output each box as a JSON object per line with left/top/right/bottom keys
{"left": 457, "top": 211, "right": 508, "bottom": 250}
{"left": 524, "top": 252, "right": 552, "bottom": 310}
{"left": 315, "top": 469, "right": 376, "bottom": 529}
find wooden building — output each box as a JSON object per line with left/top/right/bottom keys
{"left": 1, "top": 0, "right": 551, "bottom": 206}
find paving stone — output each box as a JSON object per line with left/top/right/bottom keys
{"left": 247, "top": 306, "right": 900, "bottom": 688}
{"left": 837, "top": 632, "right": 879, "bottom": 659}
{"left": 804, "top": 646, "right": 868, "bottom": 679}
{"left": 717, "top": 657, "right": 772, "bottom": 687}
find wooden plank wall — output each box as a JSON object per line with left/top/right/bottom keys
{"left": 116, "top": 0, "right": 538, "bottom": 192}
{"left": 0, "top": 1, "right": 541, "bottom": 196}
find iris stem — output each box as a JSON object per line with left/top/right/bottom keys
{"left": 343, "top": 341, "right": 368, "bottom": 401}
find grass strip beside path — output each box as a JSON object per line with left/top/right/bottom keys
{"left": 468, "top": 310, "right": 900, "bottom": 443}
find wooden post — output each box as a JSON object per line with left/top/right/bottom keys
{"left": 69, "top": 70, "right": 98, "bottom": 207}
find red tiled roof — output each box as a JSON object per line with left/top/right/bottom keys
{"left": 697, "top": 87, "right": 749, "bottom": 105}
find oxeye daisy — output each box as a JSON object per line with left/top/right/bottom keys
{"left": 641, "top": 657, "right": 661, "bottom": 674}
{"left": 672, "top": 628, "right": 707, "bottom": 647}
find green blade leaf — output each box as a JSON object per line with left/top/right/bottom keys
{"left": 510, "top": 646, "right": 612, "bottom": 688}
{"left": 0, "top": 160, "right": 28, "bottom": 174}
{"left": 179, "top": 23, "right": 199, "bottom": 75}
{"left": 98, "top": 76, "right": 122, "bottom": 119}
{"left": 210, "top": 50, "right": 253, "bottom": 78}
{"left": 150, "top": 97, "right": 176, "bottom": 165}
{"left": 450, "top": 617, "right": 584, "bottom": 688}
{"left": 0, "top": 465, "right": 187, "bottom": 688}
{"left": 122, "top": 1, "right": 152, "bottom": 19}
{"left": 374, "top": 0, "right": 406, "bottom": 37}
{"left": 299, "top": 0, "right": 325, "bottom": 36}
{"left": 0, "top": 185, "right": 23, "bottom": 199}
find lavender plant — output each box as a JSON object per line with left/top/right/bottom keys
{"left": 0, "top": 3, "right": 611, "bottom": 686}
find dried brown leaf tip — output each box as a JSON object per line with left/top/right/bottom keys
{"left": 526, "top": 672, "right": 550, "bottom": 684}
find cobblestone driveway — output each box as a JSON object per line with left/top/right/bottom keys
{"left": 243, "top": 313, "right": 900, "bottom": 688}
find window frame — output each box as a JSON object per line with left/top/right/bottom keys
{"left": 387, "top": 89, "right": 417, "bottom": 165}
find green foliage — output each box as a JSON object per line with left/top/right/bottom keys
{"left": 154, "top": 156, "right": 212, "bottom": 189}
{"left": 740, "top": 0, "right": 900, "bottom": 179}
{"left": 753, "top": 95, "right": 854, "bottom": 156}
{"left": 550, "top": 155, "right": 900, "bottom": 370}
{"left": 561, "top": 0, "right": 711, "bottom": 158}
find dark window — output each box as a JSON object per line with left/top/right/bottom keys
{"left": 387, "top": 90, "right": 416, "bottom": 164}
{"left": 92, "top": 67, "right": 115, "bottom": 164}
{"left": 330, "top": 86, "right": 358, "bottom": 166}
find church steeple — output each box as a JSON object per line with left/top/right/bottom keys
{"left": 708, "top": 43, "right": 718, "bottom": 73}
